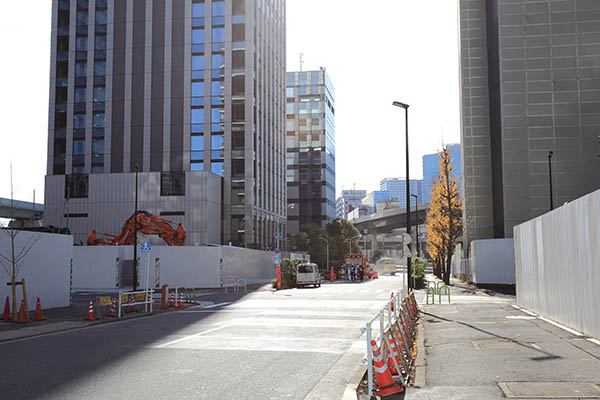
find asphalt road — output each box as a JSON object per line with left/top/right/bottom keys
{"left": 0, "top": 276, "right": 405, "bottom": 400}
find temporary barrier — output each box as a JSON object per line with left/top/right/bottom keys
{"left": 361, "top": 289, "right": 419, "bottom": 398}
{"left": 224, "top": 277, "right": 248, "bottom": 293}
{"left": 117, "top": 289, "right": 154, "bottom": 318}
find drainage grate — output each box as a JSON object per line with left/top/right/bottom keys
{"left": 498, "top": 382, "right": 600, "bottom": 398}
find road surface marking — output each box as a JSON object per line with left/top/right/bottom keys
{"left": 505, "top": 316, "right": 537, "bottom": 320}
{"left": 202, "top": 302, "right": 232, "bottom": 309}
{"left": 538, "top": 316, "right": 584, "bottom": 336}
{"left": 154, "top": 324, "right": 231, "bottom": 348}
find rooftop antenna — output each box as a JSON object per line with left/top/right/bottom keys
{"left": 299, "top": 52, "right": 304, "bottom": 71}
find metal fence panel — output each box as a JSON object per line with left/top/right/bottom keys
{"left": 514, "top": 189, "right": 600, "bottom": 339}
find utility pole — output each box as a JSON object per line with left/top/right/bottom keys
{"left": 411, "top": 194, "right": 419, "bottom": 257}
{"left": 133, "top": 163, "right": 139, "bottom": 290}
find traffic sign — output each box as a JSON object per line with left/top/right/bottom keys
{"left": 273, "top": 255, "right": 281, "bottom": 262}
{"left": 140, "top": 240, "right": 152, "bottom": 252}
{"left": 274, "top": 248, "right": 280, "bottom": 254}
{"left": 401, "top": 233, "right": 412, "bottom": 244}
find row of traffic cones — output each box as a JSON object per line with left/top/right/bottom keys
{"left": 1, "top": 296, "right": 45, "bottom": 323}
{"left": 168, "top": 292, "right": 185, "bottom": 309}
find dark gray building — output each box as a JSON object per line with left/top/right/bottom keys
{"left": 459, "top": 0, "right": 600, "bottom": 247}
{"left": 286, "top": 68, "right": 336, "bottom": 234}
{"left": 44, "top": 0, "right": 286, "bottom": 248}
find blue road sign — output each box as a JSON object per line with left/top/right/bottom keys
{"left": 140, "top": 240, "right": 152, "bottom": 252}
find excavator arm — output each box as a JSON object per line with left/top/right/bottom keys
{"left": 87, "top": 211, "right": 186, "bottom": 246}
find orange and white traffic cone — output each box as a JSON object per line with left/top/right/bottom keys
{"left": 169, "top": 292, "right": 175, "bottom": 308}
{"left": 390, "top": 292, "right": 395, "bottom": 312}
{"left": 108, "top": 299, "right": 117, "bottom": 318}
{"left": 370, "top": 340, "right": 404, "bottom": 397}
{"left": 87, "top": 301, "right": 95, "bottom": 321}
{"left": 146, "top": 292, "right": 151, "bottom": 312}
{"left": 15, "top": 299, "right": 27, "bottom": 323}
{"left": 178, "top": 292, "right": 184, "bottom": 309}
{"left": 1, "top": 296, "right": 11, "bottom": 321}
{"left": 386, "top": 331, "right": 406, "bottom": 378}
{"left": 33, "top": 297, "right": 46, "bottom": 321}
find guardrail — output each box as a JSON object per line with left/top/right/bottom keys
{"left": 224, "top": 276, "right": 247, "bottom": 293}
{"left": 117, "top": 289, "right": 154, "bottom": 318}
{"left": 361, "top": 289, "right": 419, "bottom": 398}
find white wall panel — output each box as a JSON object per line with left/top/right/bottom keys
{"left": 514, "top": 188, "right": 600, "bottom": 339}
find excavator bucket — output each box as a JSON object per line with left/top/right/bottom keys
{"left": 175, "top": 224, "right": 186, "bottom": 246}
{"left": 87, "top": 230, "right": 98, "bottom": 246}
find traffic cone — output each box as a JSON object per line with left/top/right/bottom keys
{"left": 108, "top": 299, "right": 117, "bottom": 318}
{"left": 33, "top": 297, "right": 46, "bottom": 321}
{"left": 178, "top": 292, "right": 184, "bottom": 309}
{"left": 1, "top": 296, "right": 11, "bottom": 321}
{"left": 146, "top": 292, "right": 151, "bottom": 312}
{"left": 87, "top": 301, "right": 95, "bottom": 321}
{"left": 370, "top": 340, "right": 404, "bottom": 397}
{"left": 386, "top": 331, "right": 406, "bottom": 378}
{"left": 169, "top": 292, "right": 175, "bottom": 308}
{"left": 390, "top": 292, "right": 395, "bottom": 312}
{"left": 16, "top": 299, "right": 27, "bottom": 323}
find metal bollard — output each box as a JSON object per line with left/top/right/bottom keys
{"left": 439, "top": 285, "right": 451, "bottom": 304}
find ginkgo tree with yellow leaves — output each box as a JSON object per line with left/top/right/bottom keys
{"left": 425, "top": 147, "right": 463, "bottom": 285}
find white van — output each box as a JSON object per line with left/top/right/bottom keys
{"left": 296, "top": 263, "right": 321, "bottom": 288}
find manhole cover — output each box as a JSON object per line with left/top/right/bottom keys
{"left": 498, "top": 382, "right": 600, "bottom": 398}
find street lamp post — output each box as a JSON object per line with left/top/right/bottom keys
{"left": 548, "top": 151, "right": 554, "bottom": 211}
{"left": 132, "top": 163, "right": 139, "bottom": 291}
{"left": 349, "top": 234, "right": 361, "bottom": 254}
{"left": 411, "top": 194, "right": 419, "bottom": 258}
{"left": 320, "top": 236, "right": 329, "bottom": 279}
{"left": 393, "top": 101, "right": 412, "bottom": 289}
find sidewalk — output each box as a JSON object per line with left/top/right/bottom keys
{"left": 407, "top": 276, "right": 600, "bottom": 399}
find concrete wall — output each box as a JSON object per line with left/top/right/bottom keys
{"left": 73, "top": 245, "right": 275, "bottom": 289}
{"left": 0, "top": 231, "right": 72, "bottom": 309}
{"left": 472, "top": 238, "right": 515, "bottom": 284}
{"left": 514, "top": 189, "right": 600, "bottom": 339}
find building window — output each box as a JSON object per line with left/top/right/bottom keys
{"left": 161, "top": 172, "right": 186, "bottom": 196}
{"left": 65, "top": 174, "right": 89, "bottom": 198}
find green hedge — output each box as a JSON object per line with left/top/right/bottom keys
{"left": 278, "top": 258, "right": 308, "bottom": 289}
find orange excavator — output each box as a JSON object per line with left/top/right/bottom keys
{"left": 87, "top": 211, "right": 186, "bottom": 246}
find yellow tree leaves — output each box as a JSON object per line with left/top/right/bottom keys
{"left": 425, "top": 147, "right": 463, "bottom": 283}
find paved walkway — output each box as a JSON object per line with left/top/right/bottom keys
{"left": 407, "top": 277, "right": 600, "bottom": 399}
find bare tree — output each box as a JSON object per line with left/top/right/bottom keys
{"left": 0, "top": 165, "right": 40, "bottom": 319}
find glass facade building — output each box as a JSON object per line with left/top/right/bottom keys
{"left": 422, "top": 143, "right": 462, "bottom": 203}
{"left": 286, "top": 68, "right": 336, "bottom": 234}
{"left": 45, "top": 0, "right": 287, "bottom": 249}
{"left": 379, "top": 178, "right": 423, "bottom": 209}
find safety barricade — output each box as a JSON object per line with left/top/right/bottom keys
{"left": 361, "top": 289, "right": 419, "bottom": 398}
{"left": 117, "top": 289, "right": 154, "bottom": 318}
{"left": 224, "top": 277, "right": 247, "bottom": 293}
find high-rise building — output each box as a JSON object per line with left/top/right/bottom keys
{"left": 379, "top": 178, "right": 423, "bottom": 208}
{"left": 459, "top": 0, "right": 600, "bottom": 247}
{"left": 422, "top": 143, "right": 462, "bottom": 203}
{"left": 44, "top": 0, "right": 287, "bottom": 249}
{"left": 361, "top": 190, "right": 391, "bottom": 210}
{"left": 286, "top": 68, "right": 336, "bottom": 234}
{"left": 335, "top": 189, "right": 367, "bottom": 220}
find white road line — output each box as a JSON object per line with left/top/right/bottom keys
{"left": 505, "top": 316, "right": 537, "bottom": 320}
{"left": 154, "top": 324, "right": 231, "bottom": 348}
{"left": 202, "top": 302, "right": 232, "bottom": 309}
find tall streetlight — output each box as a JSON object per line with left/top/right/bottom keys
{"left": 319, "top": 236, "right": 329, "bottom": 278}
{"left": 349, "top": 234, "right": 361, "bottom": 254}
{"left": 392, "top": 101, "right": 412, "bottom": 289}
{"left": 132, "top": 162, "right": 139, "bottom": 290}
{"left": 411, "top": 193, "right": 419, "bottom": 258}
{"left": 548, "top": 151, "right": 554, "bottom": 211}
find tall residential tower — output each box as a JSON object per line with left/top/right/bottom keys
{"left": 44, "top": 0, "right": 287, "bottom": 249}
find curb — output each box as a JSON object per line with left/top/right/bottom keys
{"left": 412, "top": 317, "right": 426, "bottom": 388}
{"left": 0, "top": 304, "right": 193, "bottom": 344}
